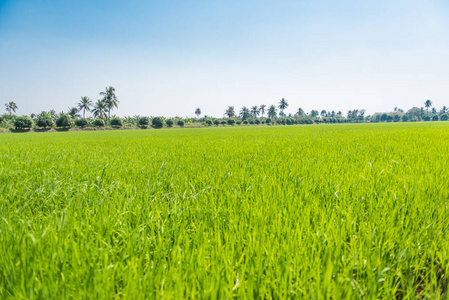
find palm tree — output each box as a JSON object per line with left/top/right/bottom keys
{"left": 92, "top": 99, "right": 108, "bottom": 119}
{"left": 99, "top": 86, "right": 119, "bottom": 119}
{"left": 259, "top": 105, "right": 266, "bottom": 117}
{"left": 77, "top": 96, "right": 92, "bottom": 118}
{"left": 5, "top": 101, "right": 18, "bottom": 115}
{"left": 251, "top": 106, "right": 259, "bottom": 118}
{"left": 195, "top": 108, "right": 201, "bottom": 120}
{"left": 425, "top": 99, "right": 432, "bottom": 111}
{"left": 67, "top": 107, "right": 80, "bottom": 119}
{"left": 278, "top": 98, "right": 288, "bottom": 116}
{"left": 268, "top": 105, "right": 277, "bottom": 118}
{"left": 320, "top": 110, "right": 327, "bottom": 118}
{"left": 225, "top": 106, "right": 235, "bottom": 118}
{"left": 240, "top": 107, "right": 250, "bottom": 120}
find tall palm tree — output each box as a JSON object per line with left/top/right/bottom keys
{"left": 240, "top": 107, "right": 250, "bottom": 120}
{"left": 5, "top": 101, "right": 18, "bottom": 115}
{"left": 195, "top": 108, "right": 201, "bottom": 120}
{"left": 268, "top": 105, "right": 277, "bottom": 119}
{"left": 425, "top": 99, "right": 432, "bottom": 111}
{"left": 259, "top": 105, "right": 266, "bottom": 117}
{"left": 77, "top": 96, "right": 92, "bottom": 118}
{"left": 92, "top": 99, "right": 108, "bottom": 119}
{"left": 251, "top": 106, "right": 259, "bottom": 118}
{"left": 225, "top": 106, "right": 235, "bottom": 118}
{"left": 100, "top": 86, "right": 119, "bottom": 119}
{"left": 278, "top": 98, "right": 288, "bottom": 116}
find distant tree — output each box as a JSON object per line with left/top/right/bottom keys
{"left": 259, "top": 105, "right": 266, "bottom": 117}
{"left": 139, "top": 117, "right": 150, "bottom": 126}
{"left": 93, "top": 119, "right": 105, "bottom": 127}
{"left": 320, "top": 110, "right": 326, "bottom": 118}
{"left": 310, "top": 110, "right": 319, "bottom": 118}
{"left": 268, "top": 105, "right": 277, "bottom": 118}
{"left": 240, "top": 107, "right": 251, "bottom": 120}
{"left": 5, "top": 101, "right": 18, "bottom": 115}
{"left": 14, "top": 116, "right": 32, "bottom": 129}
{"left": 278, "top": 98, "right": 289, "bottom": 116}
{"left": 296, "top": 108, "right": 304, "bottom": 116}
{"left": 110, "top": 118, "right": 123, "bottom": 127}
{"left": 77, "top": 96, "right": 92, "bottom": 118}
{"left": 195, "top": 108, "right": 201, "bottom": 120}
{"left": 56, "top": 114, "right": 73, "bottom": 128}
{"left": 92, "top": 100, "right": 108, "bottom": 119}
{"left": 152, "top": 117, "right": 164, "bottom": 128}
{"left": 99, "top": 86, "right": 119, "bottom": 119}
{"left": 251, "top": 106, "right": 259, "bottom": 118}
{"left": 425, "top": 99, "right": 432, "bottom": 111}
{"left": 68, "top": 107, "right": 80, "bottom": 119}
{"left": 431, "top": 107, "right": 437, "bottom": 115}
{"left": 75, "top": 118, "right": 89, "bottom": 128}
{"left": 225, "top": 106, "right": 235, "bottom": 118}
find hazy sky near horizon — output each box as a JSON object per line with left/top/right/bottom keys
{"left": 1, "top": 0, "right": 448, "bottom": 117}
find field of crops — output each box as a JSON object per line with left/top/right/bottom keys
{"left": 1, "top": 123, "right": 448, "bottom": 298}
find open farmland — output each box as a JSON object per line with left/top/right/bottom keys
{"left": 1, "top": 123, "right": 448, "bottom": 299}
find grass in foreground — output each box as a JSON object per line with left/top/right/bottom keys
{"left": 0, "top": 123, "right": 448, "bottom": 299}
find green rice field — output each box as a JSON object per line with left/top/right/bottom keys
{"left": 1, "top": 123, "right": 448, "bottom": 299}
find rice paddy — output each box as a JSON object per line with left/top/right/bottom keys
{"left": 0, "top": 122, "right": 448, "bottom": 299}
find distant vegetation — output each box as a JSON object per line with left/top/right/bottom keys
{"left": 1, "top": 87, "right": 447, "bottom": 132}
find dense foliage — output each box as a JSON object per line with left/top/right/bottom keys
{"left": 13, "top": 116, "right": 33, "bottom": 129}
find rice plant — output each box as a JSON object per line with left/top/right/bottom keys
{"left": 0, "top": 122, "right": 448, "bottom": 299}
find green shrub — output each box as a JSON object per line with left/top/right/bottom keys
{"left": 227, "top": 119, "right": 235, "bottom": 125}
{"left": 432, "top": 115, "right": 439, "bottom": 121}
{"left": 152, "top": 117, "right": 164, "bottom": 128}
{"left": 75, "top": 119, "right": 89, "bottom": 128}
{"left": 56, "top": 115, "right": 73, "bottom": 128}
{"left": 177, "top": 120, "right": 185, "bottom": 127}
{"left": 93, "top": 119, "right": 105, "bottom": 127}
{"left": 220, "top": 120, "right": 227, "bottom": 125}
{"left": 110, "top": 118, "right": 123, "bottom": 127}
{"left": 243, "top": 120, "right": 248, "bottom": 124}
{"left": 213, "top": 120, "right": 219, "bottom": 126}
{"left": 205, "top": 120, "right": 212, "bottom": 126}
{"left": 423, "top": 116, "right": 431, "bottom": 121}
{"left": 254, "top": 119, "right": 260, "bottom": 124}
{"left": 139, "top": 117, "right": 150, "bottom": 126}
{"left": 36, "top": 116, "right": 54, "bottom": 128}
{"left": 266, "top": 118, "right": 271, "bottom": 124}
{"left": 402, "top": 115, "right": 409, "bottom": 122}
{"left": 166, "top": 119, "right": 174, "bottom": 127}
{"left": 236, "top": 121, "right": 242, "bottom": 125}
{"left": 441, "top": 114, "right": 448, "bottom": 121}
{"left": 14, "top": 116, "right": 33, "bottom": 129}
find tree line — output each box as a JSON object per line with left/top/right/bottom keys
{"left": 2, "top": 88, "right": 448, "bottom": 131}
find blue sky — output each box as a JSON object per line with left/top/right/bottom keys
{"left": 1, "top": 0, "right": 448, "bottom": 117}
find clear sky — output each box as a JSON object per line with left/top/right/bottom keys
{"left": 1, "top": 0, "right": 448, "bottom": 117}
